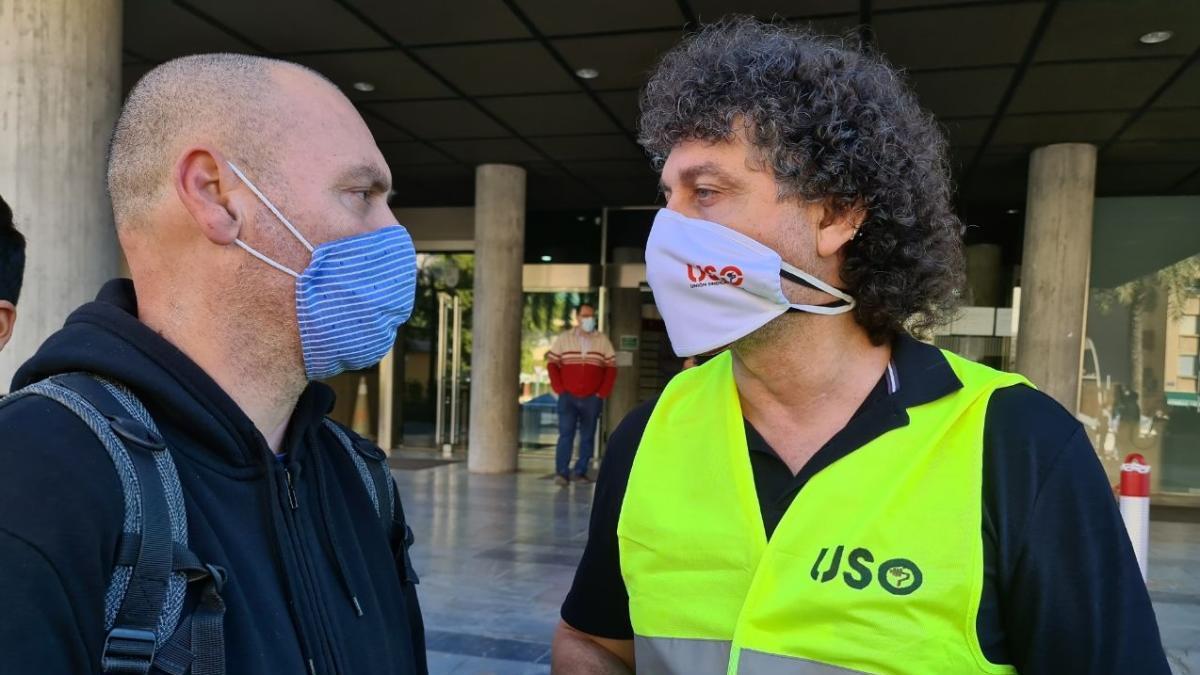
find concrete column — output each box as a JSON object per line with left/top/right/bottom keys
{"left": 0, "top": 0, "right": 123, "bottom": 390}
{"left": 605, "top": 247, "right": 643, "bottom": 441}
{"left": 1015, "top": 143, "right": 1097, "bottom": 412}
{"left": 467, "top": 164, "right": 525, "bottom": 473}
{"left": 965, "top": 243, "right": 1003, "bottom": 307}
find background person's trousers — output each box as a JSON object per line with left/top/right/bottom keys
{"left": 556, "top": 393, "right": 602, "bottom": 477}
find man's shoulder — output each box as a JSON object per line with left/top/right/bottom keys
{"left": 0, "top": 391, "right": 124, "bottom": 560}
{"left": 984, "top": 382, "right": 1086, "bottom": 455}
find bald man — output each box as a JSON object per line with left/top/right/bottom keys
{"left": 0, "top": 55, "right": 426, "bottom": 674}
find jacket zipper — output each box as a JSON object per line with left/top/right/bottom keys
{"left": 276, "top": 462, "right": 343, "bottom": 674}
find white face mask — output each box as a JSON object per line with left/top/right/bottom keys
{"left": 645, "top": 208, "right": 856, "bottom": 357}
{"left": 580, "top": 317, "right": 597, "bottom": 332}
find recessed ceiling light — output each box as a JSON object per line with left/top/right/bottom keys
{"left": 352, "top": 81, "right": 376, "bottom": 92}
{"left": 540, "top": 255, "right": 553, "bottom": 262}
{"left": 1139, "top": 30, "right": 1173, "bottom": 45}
{"left": 575, "top": 67, "right": 600, "bottom": 80}
{"left": 1006, "top": 208, "right": 1020, "bottom": 215}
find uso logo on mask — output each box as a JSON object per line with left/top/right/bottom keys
{"left": 687, "top": 264, "right": 744, "bottom": 288}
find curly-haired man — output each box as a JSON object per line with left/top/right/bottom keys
{"left": 553, "top": 18, "right": 1167, "bottom": 675}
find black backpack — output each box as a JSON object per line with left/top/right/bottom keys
{"left": 1, "top": 372, "right": 399, "bottom": 675}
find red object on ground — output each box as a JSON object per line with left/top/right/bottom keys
{"left": 1120, "top": 453, "right": 1150, "bottom": 498}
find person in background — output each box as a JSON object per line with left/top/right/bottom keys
{"left": 0, "top": 195, "right": 25, "bottom": 355}
{"left": 547, "top": 303, "right": 617, "bottom": 485}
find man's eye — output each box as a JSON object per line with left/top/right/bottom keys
{"left": 695, "top": 188, "right": 716, "bottom": 200}
{"left": 356, "top": 190, "right": 372, "bottom": 202}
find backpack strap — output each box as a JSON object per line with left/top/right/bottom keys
{"left": 4, "top": 374, "right": 226, "bottom": 675}
{"left": 323, "top": 419, "right": 418, "bottom": 585}
{"left": 323, "top": 419, "right": 394, "bottom": 530}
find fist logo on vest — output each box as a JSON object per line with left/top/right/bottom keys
{"left": 809, "top": 545, "right": 924, "bottom": 596}
{"left": 686, "top": 264, "right": 744, "bottom": 288}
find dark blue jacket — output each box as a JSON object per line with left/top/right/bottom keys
{"left": 0, "top": 279, "right": 427, "bottom": 674}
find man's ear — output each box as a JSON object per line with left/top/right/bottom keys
{"left": 173, "top": 147, "right": 250, "bottom": 246}
{"left": 815, "top": 199, "right": 867, "bottom": 258}
{"left": 0, "top": 301, "right": 15, "bottom": 352}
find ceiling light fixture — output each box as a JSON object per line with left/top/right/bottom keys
{"left": 1139, "top": 30, "right": 1173, "bottom": 45}
{"left": 352, "top": 81, "right": 376, "bottom": 92}
{"left": 1006, "top": 208, "right": 1020, "bottom": 215}
{"left": 575, "top": 67, "right": 600, "bottom": 80}
{"left": 541, "top": 255, "right": 553, "bottom": 262}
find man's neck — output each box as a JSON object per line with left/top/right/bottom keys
{"left": 138, "top": 294, "right": 306, "bottom": 454}
{"left": 731, "top": 314, "right": 891, "bottom": 473}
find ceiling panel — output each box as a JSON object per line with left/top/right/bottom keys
{"left": 598, "top": 90, "right": 643, "bottom": 131}
{"left": 362, "top": 115, "right": 413, "bottom": 143}
{"left": 941, "top": 118, "right": 991, "bottom": 148}
{"left": 516, "top": 0, "right": 683, "bottom": 35}
{"left": 1174, "top": 169, "right": 1200, "bottom": 195}
{"left": 1155, "top": 64, "right": 1200, "bottom": 108}
{"left": 875, "top": 0, "right": 1013, "bottom": 7}
{"left": 691, "top": 0, "right": 855, "bottom": 20}
{"left": 188, "top": 0, "right": 388, "bottom": 53}
{"left": 416, "top": 42, "right": 576, "bottom": 96}
{"left": 432, "top": 138, "right": 546, "bottom": 164}
{"left": 1104, "top": 140, "right": 1200, "bottom": 165}
{"left": 483, "top": 93, "right": 621, "bottom": 136}
{"left": 530, "top": 134, "right": 646, "bottom": 161}
{"left": 992, "top": 112, "right": 1127, "bottom": 145}
{"left": 368, "top": 100, "right": 510, "bottom": 139}
{"left": 124, "top": 0, "right": 251, "bottom": 60}
{"left": 553, "top": 31, "right": 681, "bottom": 90}
{"left": 293, "top": 51, "right": 452, "bottom": 101}
{"left": 1010, "top": 60, "right": 1181, "bottom": 113}
{"left": 378, "top": 141, "right": 456, "bottom": 165}
{"left": 909, "top": 67, "right": 1013, "bottom": 118}
{"left": 343, "top": 0, "right": 529, "bottom": 45}
{"left": 874, "top": 4, "right": 1044, "bottom": 70}
{"left": 1036, "top": 0, "right": 1200, "bottom": 62}
{"left": 1096, "top": 162, "right": 1198, "bottom": 197}
{"left": 1122, "top": 109, "right": 1200, "bottom": 141}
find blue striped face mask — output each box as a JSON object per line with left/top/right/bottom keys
{"left": 228, "top": 162, "right": 417, "bottom": 381}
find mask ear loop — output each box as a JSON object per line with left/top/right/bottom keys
{"left": 234, "top": 239, "right": 301, "bottom": 278}
{"left": 226, "top": 161, "right": 315, "bottom": 253}
{"left": 779, "top": 262, "right": 857, "bottom": 315}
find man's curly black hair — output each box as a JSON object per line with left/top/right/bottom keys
{"left": 638, "top": 17, "right": 963, "bottom": 344}
{"left": 0, "top": 195, "right": 25, "bottom": 305}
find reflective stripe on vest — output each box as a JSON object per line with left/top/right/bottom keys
{"left": 634, "top": 636, "right": 729, "bottom": 675}
{"left": 618, "top": 349, "right": 1028, "bottom": 675}
{"left": 632, "top": 638, "right": 868, "bottom": 675}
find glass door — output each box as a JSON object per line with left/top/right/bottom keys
{"left": 401, "top": 253, "right": 473, "bottom": 450}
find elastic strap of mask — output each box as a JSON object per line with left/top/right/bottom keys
{"left": 227, "top": 161, "right": 315, "bottom": 253}
{"left": 779, "top": 261, "right": 856, "bottom": 315}
{"left": 234, "top": 239, "right": 300, "bottom": 278}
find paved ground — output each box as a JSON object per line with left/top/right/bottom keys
{"left": 394, "top": 458, "right": 1200, "bottom": 674}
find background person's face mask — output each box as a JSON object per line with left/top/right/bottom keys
{"left": 227, "top": 162, "right": 417, "bottom": 381}
{"left": 580, "top": 317, "right": 597, "bottom": 332}
{"left": 645, "top": 208, "right": 856, "bottom": 357}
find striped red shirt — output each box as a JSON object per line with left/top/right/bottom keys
{"left": 547, "top": 328, "right": 618, "bottom": 398}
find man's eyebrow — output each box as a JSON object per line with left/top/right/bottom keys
{"left": 336, "top": 164, "right": 392, "bottom": 194}
{"left": 661, "top": 162, "right": 741, "bottom": 193}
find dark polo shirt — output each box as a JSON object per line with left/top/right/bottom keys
{"left": 561, "top": 334, "right": 1168, "bottom": 674}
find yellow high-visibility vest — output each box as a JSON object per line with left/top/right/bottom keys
{"left": 617, "top": 349, "right": 1027, "bottom": 674}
